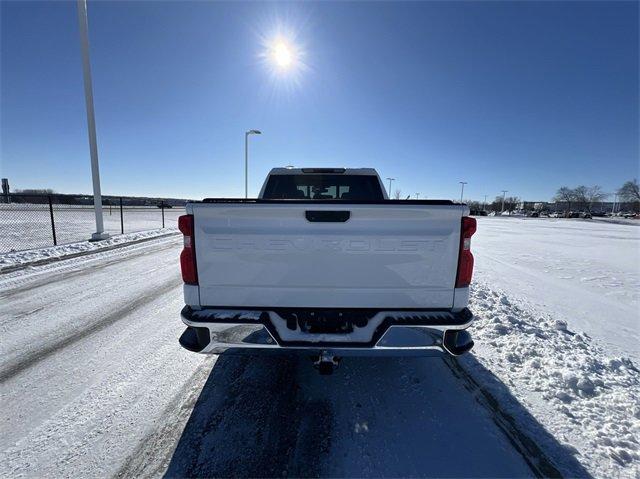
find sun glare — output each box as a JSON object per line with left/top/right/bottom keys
{"left": 269, "top": 38, "right": 297, "bottom": 70}
{"left": 257, "top": 21, "right": 309, "bottom": 96}
{"left": 272, "top": 40, "right": 294, "bottom": 68}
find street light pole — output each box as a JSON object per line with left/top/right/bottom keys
{"left": 244, "top": 130, "right": 261, "bottom": 198}
{"left": 483, "top": 194, "right": 487, "bottom": 211}
{"left": 501, "top": 190, "right": 508, "bottom": 213}
{"left": 415, "top": 193, "right": 419, "bottom": 199}
{"left": 77, "top": 0, "right": 108, "bottom": 241}
{"left": 386, "top": 177, "right": 395, "bottom": 197}
{"left": 459, "top": 181, "right": 467, "bottom": 203}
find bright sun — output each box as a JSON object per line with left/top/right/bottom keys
{"left": 272, "top": 41, "right": 293, "bottom": 67}
{"left": 269, "top": 38, "right": 296, "bottom": 70}
{"left": 258, "top": 27, "right": 307, "bottom": 93}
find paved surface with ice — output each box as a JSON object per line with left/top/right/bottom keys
{"left": 1, "top": 218, "right": 638, "bottom": 478}
{"left": 0, "top": 236, "right": 536, "bottom": 478}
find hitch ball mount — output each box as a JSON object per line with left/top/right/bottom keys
{"left": 312, "top": 351, "right": 341, "bottom": 375}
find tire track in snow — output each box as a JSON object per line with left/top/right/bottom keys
{"left": 444, "top": 357, "right": 565, "bottom": 479}
{"left": 115, "top": 356, "right": 218, "bottom": 479}
{"left": 0, "top": 276, "right": 182, "bottom": 382}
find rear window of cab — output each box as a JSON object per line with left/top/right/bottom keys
{"left": 262, "top": 174, "right": 384, "bottom": 200}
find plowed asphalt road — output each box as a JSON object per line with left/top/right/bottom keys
{"left": 1, "top": 236, "right": 534, "bottom": 478}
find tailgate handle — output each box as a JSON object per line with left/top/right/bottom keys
{"left": 305, "top": 210, "right": 350, "bottom": 222}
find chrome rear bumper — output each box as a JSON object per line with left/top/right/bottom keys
{"left": 179, "top": 306, "right": 474, "bottom": 357}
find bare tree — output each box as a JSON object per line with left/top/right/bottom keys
{"left": 572, "top": 186, "right": 588, "bottom": 211}
{"left": 585, "top": 186, "right": 607, "bottom": 212}
{"left": 393, "top": 189, "right": 402, "bottom": 200}
{"left": 554, "top": 186, "right": 575, "bottom": 212}
{"left": 618, "top": 179, "right": 640, "bottom": 202}
{"left": 503, "top": 196, "right": 520, "bottom": 213}
{"left": 466, "top": 200, "right": 482, "bottom": 211}
{"left": 489, "top": 196, "right": 503, "bottom": 213}
{"left": 488, "top": 196, "right": 519, "bottom": 214}
{"left": 572, "top": 185, "right": 608, "bottom": 212}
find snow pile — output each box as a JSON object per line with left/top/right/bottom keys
{"left": 0, "top": 228, "right": 178, "bottom": 270}
{"left": 464, "top": 280, "right": 639, "bottom": 478}
{"left": 473, "top": 217, "right": 640, "bottom": 361}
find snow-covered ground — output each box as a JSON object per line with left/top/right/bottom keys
{"left": 469, "top": 217, "right": 640, "bottom": 478}
{"left": 473, "top": 217, "right": 640, "bottom": 361}
{"left": 0, "top": 237, "right": 209, "bottom": 477}
{"left": 593, "top": 216, "right": 640, "bottom": 226}
{"left": 465, "top": 280, "right": 638, "bottom": 478}
{"left": 0, "top": 204, "right": 185, "bottom": 253}
{"left": 0, "top": 228, "right": 179, "bottom": 271}
{"left": 1, "top": 218, "right": 638, "bottom": 478}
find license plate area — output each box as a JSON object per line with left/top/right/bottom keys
{"left": 277, "top": 310, "right": 374, "bottom": 334}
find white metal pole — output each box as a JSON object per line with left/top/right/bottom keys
{"left": 387, "top": 178, "right": 395, "bottom": 196}
{"left": 244, "top": 132, "right": 248, "bottom": 199}
{"left": 459, "top": 181, "right": 467, "bottom": 203}
{"left": 77, "top": 0, "right": 107, "bottom": 240}
{"left": 501, "top": 190, "right": 508, "bottom": 213}
{"left": 244, "top": 130, "right": 261, "bottom": 198}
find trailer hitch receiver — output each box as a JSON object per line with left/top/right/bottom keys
{"left": 313, "top": 352, "right": 341, "bottom": 375}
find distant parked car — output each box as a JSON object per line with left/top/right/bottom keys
{"left": 157, "top": 203, "right": 173, "bottom": 208}
{"left": 591, "top": 211, "right": 606, "bottom": 217}
{"left": 469, "top": 210, "right": 488, "bottom": 216}
{"left": 581, "top": 212, "right": 592, "bottom": 219}
{"left": 527, "top": 212, "right": 539, "bottom": 218}
{"left": 568, "top": 212, "right": 581, "bottom": 218}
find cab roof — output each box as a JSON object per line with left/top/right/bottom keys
{"left": 268, "top": 167, "right": 379, "bottom": 176}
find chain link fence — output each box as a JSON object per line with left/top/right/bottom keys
{"left": 0, "top": 193, "right": 187, "bottom": 253}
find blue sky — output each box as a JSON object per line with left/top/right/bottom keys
{"left": 1, "top": 1, "right": 638, "bottom": 201}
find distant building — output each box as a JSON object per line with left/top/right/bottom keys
{"left": 518, "top": 201, "right": 550, "bottom": 211}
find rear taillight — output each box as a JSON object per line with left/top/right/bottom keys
{"left": 455, "top": 216, "right": 477, "bottom": 288}
{"left": 179, "top": 214, "right": 198, "bottom": 285}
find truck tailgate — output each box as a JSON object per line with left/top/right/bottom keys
{"left": 191, "top": 202, "right": 462, "bottom": 309}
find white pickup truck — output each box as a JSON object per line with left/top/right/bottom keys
{"left": 178, "top": 168, "right": 476, "bottom": 373}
